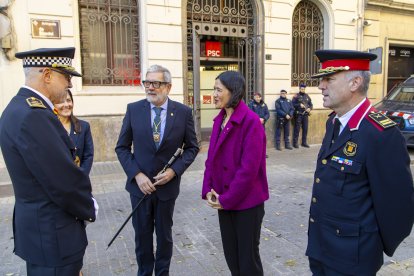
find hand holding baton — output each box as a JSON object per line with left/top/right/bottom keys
{"left": 106, "top": 146, "right": 184, "bottom": 249}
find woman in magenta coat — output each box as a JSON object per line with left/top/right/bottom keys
{"left": 202, "top": 71, "right": 269, "bottom": 276}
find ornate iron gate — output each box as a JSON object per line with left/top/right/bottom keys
{"left": 186, "top": 0, "right": 261, "bottom": 108}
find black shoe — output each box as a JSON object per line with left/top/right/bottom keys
{"left": 285, "top": 145, "right": 293, "bottom": 150}
{"left": 301, "top": 143, "right": 310, "bottom": 148}
{"left": 276, "top": 145, "right": 282, "bottom": 151}
{"left": 293, "top": 144, "right": 299, "bottom": 148}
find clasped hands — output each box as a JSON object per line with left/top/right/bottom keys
{"left": 135, "top": 168, "right": 175, "bottom": 195}
{"left": 206, "top": 189, "right": 223, "bottom": 210}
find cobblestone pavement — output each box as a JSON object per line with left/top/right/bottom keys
{"left": 1, "top": 145, "right": 414, "bottom": 275}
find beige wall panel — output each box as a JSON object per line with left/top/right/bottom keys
{"left": 333, "top": 38, "right": 357, "bottom": 49}
{"left": 30, "top": 37, "right": 77, "bottom": 50}
{"left": 265, "top": 1, "right": 292, "bottom": 19}
{"left": 147, "top": 42, "right": 183, "bottom": 60}
{"left": 363, "top": 36, "right": 381, "bottom": 49}
{"left": 265, "top": 33, "right": 291, "bottom": 49}
{"left": 147, "top": 0, "right": 181, "bottom": 7}
{"left": 146, "top": 5, "right": 181, "bottom": 25}
{"left": 334, "top": 10, "right": 357, "bottom": 25}
{"left": 334, "top": 25, "right": 356, "bottom": 40}
{"left": 146, "top": 60, "right": 184, "bottom": 78}
{"left": 27, "top": 0, "right": 73, "bottom": 16}
{"left": 265, "top": 17, "right": 292, "bottom": 35}
{"left": 331, "top": 0, "right": 358, "bottom": 11}
{"left": 147, "top": 24, "right": 182, "bottom": 43}
{"left": 265, "top": 49, "right": 291, "bottom": 65}
{"left": 265, "top": 64, "right": 290, "bottom": 79}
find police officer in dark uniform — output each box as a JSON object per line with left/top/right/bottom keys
{"left": 0, "top": 47, "right": 98, "bottom": 276}
{"left": 274, "top": 89, "right": 294, "bottom": 150}
{"left": 306, "top": 49, "right": 414, "bottom": 275}
{"left": 292, "top": 83, "right": 313, "bottom": 148}
{"left": 248, "top": 92, "right": 270, "bottom": 127}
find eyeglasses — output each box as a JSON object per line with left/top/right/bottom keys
{"left": 39, "top": 68, "right": 72, "bottom": 82}
{"left": 142, "top": 80, "right": 169, "bottom": 89}
{"left": 50, "top": 69, "right": 72, "bottom": 82}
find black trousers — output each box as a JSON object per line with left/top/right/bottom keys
{"left": 130, "top": 194, "right": 176, "bottom": 276}
{"left": 275, "top": 118, "right": 291, "bottom": 146}
{"left": 293, "top": 114, "right": 309, "bottom": 145}
{"left": 218, "top": 203, "right": 265, "bottom": 276}
{"left": 26, "top": 260, "right": 83, "bottom": 276}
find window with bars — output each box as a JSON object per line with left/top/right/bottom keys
{"left": 78, "top": 0, "right": 140, "bottom": 86}
{"left": 291, "top": 0, "right": 323, "bottom": 87}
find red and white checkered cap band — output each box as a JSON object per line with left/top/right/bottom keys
{"left": 22, "top": 56, "right": 72, "bottom": 67}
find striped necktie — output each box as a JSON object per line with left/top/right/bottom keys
{"left": 153, "top": 107, "right": 162, "bottom": 149}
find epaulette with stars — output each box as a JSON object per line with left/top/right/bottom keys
{"left": 26, "top": 97, "right": 46, "bottom": 109}
{"left": 368, "top": 111, "right": 397, "bottom": 129}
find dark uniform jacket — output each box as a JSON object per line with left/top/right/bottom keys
{"left": 115, "top": 99, "right": 199, "bottom": 201}
{"left": 248, "top": 100, "right": 270, "bottom": 123}
{"left": 275, "top": 97, "right": 294, "bottom": 118}
{"left": 70, "top": 120, "right": 94, "bottom": 174}
{"left": 306, "top": 98, "right": 414, "bottom": 275}
{"left": 292, "top": 92, "right": 313, "bottom": 114}
{"left": 0, "top": 88, "right": 96, "bottom": 266}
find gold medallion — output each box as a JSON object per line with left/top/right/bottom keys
{"left": 343, "top": 141, "right": 357, "bottom": 156}
{"left": 153, "top": 133, "right": 160, "bottom": 143}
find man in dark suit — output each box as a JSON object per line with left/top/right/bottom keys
{"left": 0, "top": 47, "right": 97, "bottom": 276}
{"left": 306, "top": 49, "right": 414, "bottom": 275}
{"left": 115, "top": 64, "right": 199, "bottom": 276}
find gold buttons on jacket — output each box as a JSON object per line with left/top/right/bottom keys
{"left": 341, "top": 166, "right": 344, "bottom": 171}
{"left": 315, "top": 178, "right": 320, "bottom": 183}
{"left": 336, "top": 229, "right": 340, "bottom": 235}
{"left": 312, "top": 197, "right": 317, "bottom": 203}
{"left": 322, "top": 159, "right": 327, "bottom": 165}
{"left": 89, "top": 218, "right": 93, "bottom": 221}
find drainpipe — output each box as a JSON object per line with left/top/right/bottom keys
{"left": 356, "top": 0, "right": 364, "bottom": 51}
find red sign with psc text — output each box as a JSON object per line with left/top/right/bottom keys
{"left": 206, "top": 41, "right": 222, "bottom": 57}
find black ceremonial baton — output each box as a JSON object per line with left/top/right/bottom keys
{"left": 107, "top": 147, "right": 184, "bottom": 249}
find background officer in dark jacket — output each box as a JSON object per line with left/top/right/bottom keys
{"left": 248, "top": 92, "right": 270, "bottom": 127}
{"left": 275, "top": 89, "right": 294, "bottom": 150}
{"left": 306, "top": 49, "right": 414, "bottom": 275}
{"left": 0, "top": 47, "right": 97, "bottom": 276}
{"left": 292, "top": 83, "right": 313, "bottom": 148}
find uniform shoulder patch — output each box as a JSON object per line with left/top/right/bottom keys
{"left": 368, "top": 112, "right": 397, "bottom": 129}
{"left": 26, "top": 97, "right": 46, "bottom": 109}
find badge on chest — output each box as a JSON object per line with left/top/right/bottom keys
{"left": 343, "top": 141, "right": 357, "bottom": 156}
{"left": 153, "top": 132, "right": 161, "bottom": 143}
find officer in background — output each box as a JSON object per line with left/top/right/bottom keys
{"left": 248, "top": 92, "right": 270, "bottom": 127}
{"left": 292, "top": 83, "right": 313, "bottom": 148}
{"left": 274, "top": 89, "right": 294, "bottom": 151}
{"left": 0, "top": 47, "right": 97, "bottom": 276}
{"left": 306, "top": 49, "right": 414, "bottom": 275}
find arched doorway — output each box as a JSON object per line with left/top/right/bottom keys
{"left": 185, "top": 0, "right": 264, "bottom": 142}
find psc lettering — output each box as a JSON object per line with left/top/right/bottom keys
{"left": 207, "top": 50, "right": 221, "bottom": 57}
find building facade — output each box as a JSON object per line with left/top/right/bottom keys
{"left": 0, "top": 0, "right": 409, "bottom": 161}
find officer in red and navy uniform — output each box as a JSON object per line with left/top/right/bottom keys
{"left": 0, "top": 48, "right": 97, "bottom": 276}
{"left": 306, "top": 49, "right": 414, "bottom": 275}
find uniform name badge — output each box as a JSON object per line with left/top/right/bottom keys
{"left": 153, "top": 132, "right": 160, "bottom": 143}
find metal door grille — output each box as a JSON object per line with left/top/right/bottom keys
{"left": 186, "top": 0, "right": 259, "bottom": 107}
{"left": 291, "top": 0, "right": 323, "bottom": 87}
{"left": 79, "top": 0, "right": 140, "bottom": 86}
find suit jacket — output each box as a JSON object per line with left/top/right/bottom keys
{"left": 70, "top": 120, "right": 94, "bottom": 174}
{"left": 115, "top": 98, "right": 199, "bottom": 201}
{"left": 202, "top": 101, "right": 269, "bottom": 210}
{"left": 306, "top": 98, "right": 414, "bottom": 275}
{"left": 0, "top": 88, "right": 96, "bottom": 266}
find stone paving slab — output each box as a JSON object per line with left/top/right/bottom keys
{"left": 0, "top": 146, "right": 413, "bottom": 275}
